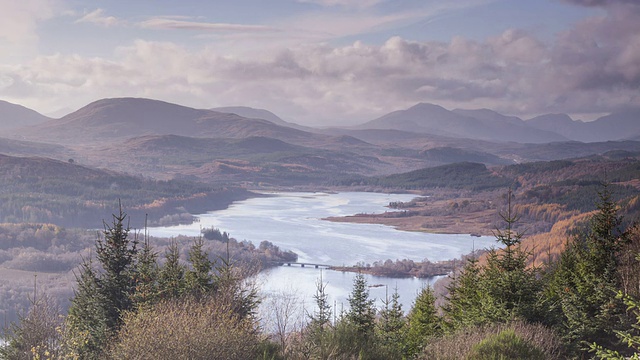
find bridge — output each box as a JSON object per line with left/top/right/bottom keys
{"left": 270, "top": 261, "right": 332, "bottom": 269}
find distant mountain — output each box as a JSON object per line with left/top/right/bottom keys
{"left": 0, "top": 100, "right": 50, "bottom": 130}
{"left": 527, "top": 109, "right": 640, "bottom": 142}
{"left": 211, "top": 106, "right": 288, "bottom": 126}
{"left": 356, "top": 103, "right": 567, "bottom": 144}
{"left": 211, "top": 106, "right": 317, "bottom": 132}
{"left": 8, "top": 98, "right": 357, "bottom": 148}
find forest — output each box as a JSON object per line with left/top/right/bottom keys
{"left": 2, "top": 184, "right": 640, "bottom": 359}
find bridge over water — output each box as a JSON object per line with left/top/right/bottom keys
{"left": 270, "top": 261, "right": 332, "bottom": 269}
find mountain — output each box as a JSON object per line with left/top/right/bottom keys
{"left": 7, "top": 98, "right": 358, "bottom": 149}
{"left": 527, "top": 109, "right": 640, "bottom": 142}
{"left": 211, "top": 106, "right": 317, "bottom": 132}
{"left": 357, "top": 103, "right": 567, "bottom": 143}
{"left": 0, "top": 100, "right": 51, "bottom": 130}
{"left": 211, "top": 106, "right": 288, "bottom": 126}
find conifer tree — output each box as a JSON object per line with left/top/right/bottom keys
{"left": 158, "top": 240, "right": 186, "bottom": 299}
{"left": 346, "top": 273, "right": 376, "bottom": 339}
{"left": 405, "top": 286, "right": 440, "bottom": 357}
{"left": 546, "top": 183, "right": 631, "bottom": 354}
{"left": 131, "top": 231, "right": 159, "bottom": 309}
{"left": 65, "top": 258, "right": 110, "bottom": 359}
{"left": 377, "top": 286, "right": 405, "bottom": 353}
{"left": 95, "top": 206, "right": 138, "bottom": 331}
{"left": 185, "top": 236, "right": 214, "bottom": 296}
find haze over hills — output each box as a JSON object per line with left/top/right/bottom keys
{"left": 1, "top": 96, "right": 640, "bottom": 186}
{"left": 527, "top": 109, "right": 640, "bottom": 142}
{"left": 0, "top": 100, "right": 51, "bottom": 130}
{"left": 5, "top": 98, "right": 368, "bottom": 150}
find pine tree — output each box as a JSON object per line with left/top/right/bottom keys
{"left": 158, "top": 240, "right": 186, "bottom": 299}
{"left": 405, "top": 286, "right": 440, "bottom": 357}
{"left": 65, "top": 258, "right": 110, "bottom": 359}
{"left": 546, "top": 183, "right": 631, "bottom": 354}
{"left": 185, "top": 236, "right": 214, "bottom": 296}
{"left": 346, "top": 273, "right": 376, "bottom": 340}
{"left": 95, "top": 206, "right": 138, "bottom": 331}
{"left": 131, "top": 232, "right": 159, "bottom": 309}
{"left": 377, "top": 286, "right": 405, "bottom": 351}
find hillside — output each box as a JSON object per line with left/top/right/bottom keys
{"left": 0, "top": 153, "right": 253, "bottom": 228}
{"left": 0, "top": 100, "right": 51, "bottom": 130}
{"left": 527, "top": 109, "right": 640, "bottom": 142}
{"left": 6, "top": 98, "right": 354, "bottom": 150}
{"left": 79, "top": 134, "right": 389, "bottom": 185}
{"left": 356, "top": 103, "right": 567, "bottom": 143}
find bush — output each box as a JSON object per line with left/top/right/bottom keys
{"left": 107, "top": 295, "right": 263, "bottom": 360}
{"left": 420, "top": 321, "right": 563, "bottom": 360}
{"left": 467, "top": 329, "right": 546, "bottom": 360}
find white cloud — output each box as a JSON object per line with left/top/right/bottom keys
{"left": 0, "top": 0, "right": 57, "bottom": 59}
{"left": 138, "top": 18, "right": 280, "bottom": 33}
{"left": 1, "top": 1, "right": 639, "bottom": 126}
{"left": 297, "top": 0, "right": 383, "bottom": 9}
{"left": 75, "top": 8, "right": 120, "bottom": 27}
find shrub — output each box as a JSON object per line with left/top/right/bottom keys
{"left": 107, "top": 295, "right": 262, "bottom": 360}
{"left": 420, "top": 321, "right": 563, "bottom": 360}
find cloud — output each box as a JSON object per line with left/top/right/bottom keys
{"left": 75, "top": 9, "right": 120, "bottom": 27}
{"left": 560, "top": 0, "right": 639, "bottom": 7}
{"left": 138, "top": 18, "right": 280, "bottom": 33}
{"left": 0, "top": 0, "right": 56, "bottom": 58}
{"left": 297, "top": 0, "right": 383, "bottom": 8}
{"left": 2, "top": 0, "right": 639, "bottom": 125}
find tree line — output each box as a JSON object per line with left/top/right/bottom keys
{"left": 3, "top": 184, "right": 640, "bottom": 359}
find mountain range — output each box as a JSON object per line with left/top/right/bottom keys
{"left": 1, "top": 97, "right": 639, "bottom": 185}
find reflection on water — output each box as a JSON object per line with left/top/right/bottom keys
{"left": 149, "top": 191, "right": 496, "bottom": 313}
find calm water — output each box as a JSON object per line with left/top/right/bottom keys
{"left": 149, "top": 192, "right": 496, "bottom": 314}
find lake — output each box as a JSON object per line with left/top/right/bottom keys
{"left": 149, "top": 191, "right": 497, "bottom": 315}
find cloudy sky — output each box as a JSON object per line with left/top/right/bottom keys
{"left": 0, "top": 0, "right": 638, "bottom": 125}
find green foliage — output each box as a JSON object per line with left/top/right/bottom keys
{"left": 158, "top": 241, "right": 187, "bottom": 299}
{"left": 544, "top": 183, "right": 632, "bottom": 354}
{"left": 466, "top": 329, "right": 547, "bottom": 360}
{"left": 95, "top": 206, "right": 137, "bottom": 331}
{"left": 405, "top": 286, "right": 441, "bottom": 357}
{"left": 346, "top": 273, "right": 376, "bottom": 339}
{"left": 591, "top": 290, "right": 640, "bottom": 359}
{"left": 444, "top": 191, "right": 542, "bottom": 330}
{"left": 376, "top": 288, "right": 406, "bottom": 357}
{"left": 420, "top": 321, "right": 564, "bottom": 360}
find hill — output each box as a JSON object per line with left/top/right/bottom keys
{"left": 80, "top": 134, "right": 389, "bottom": 185}
{"left": 0, "top": 100, "right": 50, "bottom": 130}
{"left": 356, "top": 103, "right": 567, "bottom": 143}
{"left": 0, "top": 153, "right": 253, "bottom": 228}
{"left": 6, "top": 98, "right": 350, "bottom": 148}
{"left": 527, "top": 109, "right": 640, "bottom": 142}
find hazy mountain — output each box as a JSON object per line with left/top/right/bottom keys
{"left": 212, "top": 106, "right": 317, "bottom": 132}
{"left": 9, "top": 98, "right": 359, "bottom": 149}
{"left": 357, "top": 103, "right": 567, "bottom": 144}
{"left": 0, "top": 100, "right": 51, "bottom": 130}
{"left": 211, "top": 106, "right": 288, "bottom": 126}
{"left": 527, "top": 110, "right": 640, "bottom": 142}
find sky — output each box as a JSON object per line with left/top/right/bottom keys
{"left": 0, "top": 0, "right": 638, "bottom": 126}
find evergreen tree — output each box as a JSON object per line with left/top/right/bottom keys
{"left": 405, "top": 286, "right": 441, "bottom": 357}
{"left": 158, "top": 240, "right": 186, "bottom": 299}
{"left": 546, "top": 183, "right": 631, "bottom": 354}
{"left": 377, "top": 286, "right": 405, "bottom": 355}
{"left": 185, "top": 236, "right": 214, "bottom": 296}
{"left": 346, "top": 273, "right": 376, "bottom": 339}
{"left": 308, "top": 271, "right": 332, "bottom": 331}
{"left": 95, "top": 206, "right": 138, "bottom": 331}
{"left": 131, "top": 233, "right": 159, "bottom": 309}
{"left": 65, "top": 258, "right": 110, "bottom": 359}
